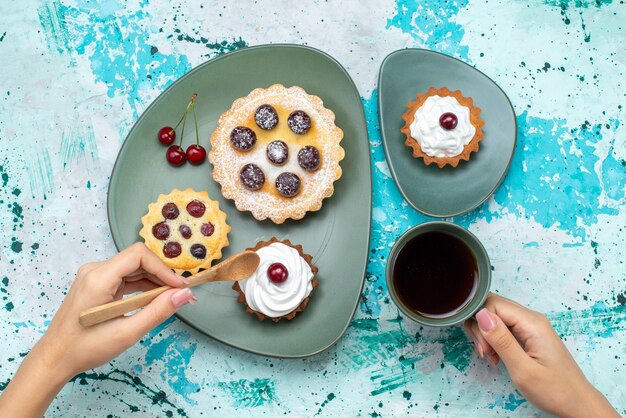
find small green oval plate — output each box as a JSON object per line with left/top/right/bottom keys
{"left": 378, "top": 49, "right": 517, "bottom": 217}
{"left": 108, "top": 44, "right": 371, "bottom": 358}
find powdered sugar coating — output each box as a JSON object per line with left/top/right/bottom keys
{"left": 240, "top": 163, "right": 265, "bottom": 190}
{"left": 275, "top": 172, "right": 301, "bottom": 197}
{"left": 266, "top": 140, "right": 288, "bottom": 165}
{"left": 209, "top": 84, "right": 345, "bottom": 224}
{"left": 287, "top": 110, "right": 311, "bottom": 134}
{"left": 254, "top": 104, "right": 279, "bottom": 130}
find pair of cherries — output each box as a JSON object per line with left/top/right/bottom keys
{"left": 158, "top": 93, "right": 207, "bottom": 166}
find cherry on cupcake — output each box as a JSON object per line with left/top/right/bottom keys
{"left": 186, "top": 200, "right": 206, "bottom": 217}
{"left": 179, "top": 224, "right": 192, "bottom": 239}
{"left": 161, "top": 203, "right": 180, "bottom": 219}
{"left": 297, "top": 145, "right": 321, "bottom": 171}
{"left": 288, "top": 110, "right": 311, "bottom": 134}
{"left": 163, "top": 241, "right": 182, "bottom": 258}
{"left": 276, "top": 172, "right": 301, "bottom": 197}
{"left": 240, "top": 164, "right": 265, "bottom": 191}
{"left": 158, "top": 126, "right": 176, "bottom": 145}
{"left": 152, "top": 222, "right": 170, "bottom": 240}
{"left": 190, "top": 243, "right": 207, "bottom": 259}
{"left": 439, "top": 112, "right": 458, "bottom": 130}
{"left": 267, "top": 262, "right": 288, "bottom": 284}
{"left": 166, "top": 145, "right": 186, "bottom": 166}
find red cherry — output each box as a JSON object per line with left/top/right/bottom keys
{"left": 166, "top": 145, "right": 186, "bottom": 166}
{"left": 267, "top": 262, "right": 289, "bottom": 284}
{"left": 439, "top": 112, "right": 458, "bottom": 130}
{"left": 186, "top": 145, "right": 206, "bottom": 165}
{"left": 158, "top": 126, "right": 176, "bottom": 145}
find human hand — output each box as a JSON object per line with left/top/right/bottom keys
{"left": 464, "top": 293, "right": 619, "bottom": 418}
{"left": 0, "top": 243, "right": 197, "bottom": 418}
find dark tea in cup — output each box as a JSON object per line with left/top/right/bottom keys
{"left": 392, "top": 231, "right": 478, "bottom": 317}
{"left": 386, "top": 221, "right": 490, "bottom": 327}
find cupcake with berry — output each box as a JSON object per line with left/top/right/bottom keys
{"left": 401, "top": 86, "right": 484, "bottom": 168}
{"left": 139, "top": 188, "right": 230, "bottom": 274}
{"left": 232, "top": 238, "right": 318, "bottom": 322}
{"left": 209, "top": 84, "right": 344, "bottom": 224}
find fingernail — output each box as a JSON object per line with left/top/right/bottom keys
{"left": 171, "top": 288, "right": 194, "bottom": 308}
{"left": 476, "top": 309, "right": 496, "bottom": 332}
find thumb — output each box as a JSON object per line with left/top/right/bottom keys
{"left": 475, "top": 308, "right": 531, "bottom": 370}
{"left": 124, "top": 288, "right": 197, "bottom": 341}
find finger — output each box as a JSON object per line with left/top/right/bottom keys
{"left": 483, "top": 293, "right": 536, "bottom": 328}
{"left": 114, "top": 279, "right": 161, "bottom": 300}
{"left": 471, "top": 320, "right": 495, "bottom": 358}
{"left": 106, "top": 243, "right": 187, "bottom": 287}
{"left": 475, "top": 308, "right": 532, "bottom": 371}
{"left": 123, "top": 272, "right": 166, "bottom": 286}
{"left": 121, "top": 288, "right": 197, "bottom": 341}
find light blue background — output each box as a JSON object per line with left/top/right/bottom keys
{"left": 0, "top": 0, "right": 624, "bottom": 416}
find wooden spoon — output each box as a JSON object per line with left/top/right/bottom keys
{"left": 79, "top": 251, "right": 260, "bottom": 327}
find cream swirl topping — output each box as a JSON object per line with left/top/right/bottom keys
{"left": 409, "top": 95, "right": 476, "bottom": 158}
{"left": 238, "top": 242, "right": 313, "bottom": 318}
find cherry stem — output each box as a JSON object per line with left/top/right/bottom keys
{"left": 175, "top": 94, "right": 197, "bottom": 148}
{"left": 192, "top": 97, "right": 199, "bottom": 146}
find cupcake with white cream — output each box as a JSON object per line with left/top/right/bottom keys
{"left": 232, "top": 238, "right": 318, "bottom": 322}
{"left": 401, "top": 87, "right": 484, "bottom": 168}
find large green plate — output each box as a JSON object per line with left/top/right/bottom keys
{"left": 378, "top": 49, "right": 516, "bottom": 217}
{"left": 108, "top": 45, "right": 371, "bottom": 358}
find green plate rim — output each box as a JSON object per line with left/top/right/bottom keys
{"left": 377, "top": 48, "right": 518, "bottom": 218}
{"left": 107, "top": 43, "right": 372, "bottom": 358}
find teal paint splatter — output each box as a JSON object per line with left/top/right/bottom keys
{"left": 523, "top": 242, "right": 539, "bottom": 248}
{"left": 217, "top": 378, "right": 277, "bottom": 408}
{"left": 49, "top": 0, "right": 190, "bottom": 117}
{"left": 370, "top": 355, "right": 425, "bottom": 396}
{"left": 488, "top": 392, "right": 527, "bottom": 411}
{"left": 142, "top": 318, "right": 200, "bottom": 405}
{"left": 4, "top": 302, "right": 14, "bottom": 312}
{"left": 0, "top": 32, "right": 6, "bottom": 42}
{"left": 11, "top": 188, "right": 20, "bottom": 197}
{"left": 26, "top": 150, "right": 54, "bottom": 198}
{"left": 60, "top": 126, "right": 99, "bottom": 168}
{"left": 386, "top": 0, "right": 469, "bottom": 59}
{"left": 10, "top": 240, "right": 23, "bottom": 253}
{"left": 548, "top": 301, "right": 626, "bottom": 338}
{"left": 86, "top": 180, "right": 91, "bottom": 189}
{"left": 170, "top": 30, "right": 247, "bottom": 55}
{"left": 71, "top": 369, "right": 188, "bottom": 417}
{"left": 360, "top": 91, "right": 430, "bottom": 316}
{"left": 545, "top": 0, "right": 612, "bottom": 41}
{"left": 11, "top": 203, "right": 22, "bottom": 220}
{"left": 350, "top": 318, "right": 379, "bottom": 332}
{"left": 315, "top": 393, "right": 336, "bottom": 416}
{"left": 437, "top": 327, "right": 473, "bottom": 372}
{"left": 37, "top": 0, "right": 71, "bottom": 54}
{"left": 462, "top": 113, "right": 621, "bottom": 239}
{"left": 601, "top": 142, "right": 626, "bottom": 201}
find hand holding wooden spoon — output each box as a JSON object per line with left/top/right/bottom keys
{"left": 79, "top": 250, "right": 259, "bottom": 327}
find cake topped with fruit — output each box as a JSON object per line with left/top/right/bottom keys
{"left": 401, "top": 86, "right": 484, "bottom": 168}
{"left": 209, "top": 84, "right": 345, "bottom": 224}
{"left": 232, "top": 238, "right": 318, "bottom": 322}
{"left": 139, "top": 188, "right": 230, "bottom": 274}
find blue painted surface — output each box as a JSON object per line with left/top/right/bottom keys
{"left": 1, "top": 0, "right": 625, "bottom": 416}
